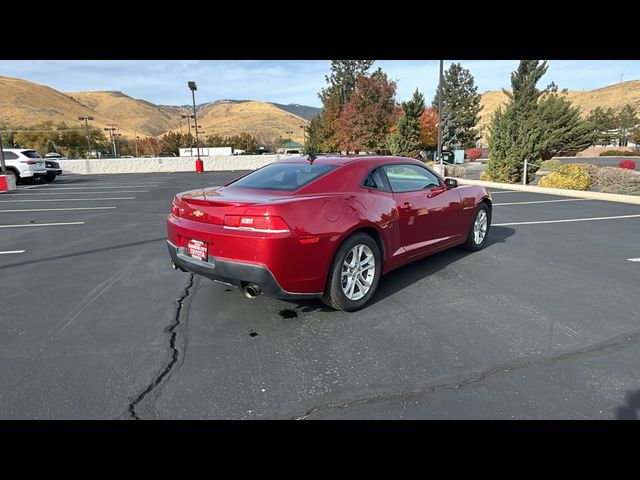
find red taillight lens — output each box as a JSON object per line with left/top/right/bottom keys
{"left": 171, "top": 201, "right": 181, "bottom": 218}
{"left": 223, "top": 215, "right": 289, "bottom": 232}
{"left": 20, "top": 160, "right": 38, "bottom": 165}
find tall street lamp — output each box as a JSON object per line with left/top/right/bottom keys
{"left": 135, "top": 135, "right": 140, "bottom": 157}
{"left": 437, "top": 59, "right": 444, "bottom": 172}
{"left": 104, "top": 126, "right": 117, "bottom": 156}
{"left": 181, "top": 114, "right": 194, "bottom": 142}
{"left": 188, "top": 81, "right": 200, "bottom": 160}
{"left": 78, "top": 116, "right": 94, "bottom": 158}
{"left": 114, "top": 133, "right": 122, "bottom": 157}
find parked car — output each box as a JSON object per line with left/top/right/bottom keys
{"left": 44, "top": 153, "right": 64, "bottom": 182}
{"left": 1, "top": 149, "right": 47, "bottom": 184}
{"left": 159, "top": 152, "right": 176, "bottom": 157}
{"left": 167, "top": 155, "right": 492, "bottom": 311}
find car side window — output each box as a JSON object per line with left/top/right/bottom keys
{"left": 2, "top": 151, "right": 18, "bottom": 160}
{"left": 362, "top": 168, "right": 387, "bottom": 190}
{"left": 383, "top": 164, "right": 441, "bottom": 193}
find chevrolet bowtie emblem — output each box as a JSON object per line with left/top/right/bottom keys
{"left": 192, "top": 210, "right": 204, "bottom": 217}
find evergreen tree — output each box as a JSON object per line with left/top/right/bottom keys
{"left": 586, "top": 106, "right": 617, "bottom": 145}
{"left": 616, "top": 104, "right": 639, "bottom": 147}
{"left": 538, "top": 91, "right": 594, "bottom": 159}
{"left": 387, "top": 89, "right": 425, "bottom": 158}
{"left": 433, "top": 63, "right": 483, "bottom": 148}
{"left": 485, "top": 60, "right": 549, "bottom": 183}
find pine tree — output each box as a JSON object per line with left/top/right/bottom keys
{"left": 433, "top": 63, "right": 483, "bottom": 148}
{"left": 586, "top": 106, "right": 617, "bottom": 146}
{"left": 616, "top": 104, "right": 639, "bottom": 147}
{"left": 485, "top": 60, "right": 549, "bottom": 183}
{"left": 387, "top": 89, "right": 425, "bottom": 158}
{"left": 538, "top": 91, "right": 594, "bottom": 159}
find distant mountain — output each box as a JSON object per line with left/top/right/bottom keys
{"left": 271, "top": 103, "right": 321, "bottom": 121}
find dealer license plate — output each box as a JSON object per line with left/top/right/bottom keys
{"left": 186, "top": 238, "right": 208, "bottom": 261}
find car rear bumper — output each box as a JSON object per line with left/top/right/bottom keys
{"left": 47, "top": 169, "right": 63, "bottom": 175}
{"left": 167, "top": 240, "right": 322, "bottom": 300}
{"left": 21, "top": 171, "right": 47, "bottom": 178}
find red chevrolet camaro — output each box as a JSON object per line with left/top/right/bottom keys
{"left": 167, "top": 155, "right": 491, "bottom": 311}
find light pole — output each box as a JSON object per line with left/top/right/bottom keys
{"left": 188, "top": 82, "right": 200, "bottom": 160}
{"left": 135, "top": 136, "right": 140, "bottom": 157}
{"left": 0, "top": 133, "right": 6, "bottom": 175}
{"left": 437, "top": 59, "right": 444, "bottom": 173}
{"left": 104, "top": 127, "right": 117, "bottom": 156}
{"left": 114, "top": 133, "right": 122, "bottom": 157}
{"left": 181, "top": 114, "right": 194, "bottom": 143}
{"left": 78, "top": 116, "right": 94, "bottom": 158}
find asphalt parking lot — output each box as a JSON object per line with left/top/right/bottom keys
{"left": 1, "top": 172, "right": 639, "bottom": 419}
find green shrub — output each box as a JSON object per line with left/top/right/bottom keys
{"left": 594, "top": 167, "right": 640, "bottom": 194}
{"left": 599, "top": 150, "right": 640, "bottom": 157}
{"left": 540, "top": 159, "right": 561, "bottom": 171}
{"left": 539, "top": 164, "right": 592, "bottom": 190}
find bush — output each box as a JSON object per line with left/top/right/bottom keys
{"left": 480, "top": 171, "right": 492, "bottom": 181}
{"left": 540, "top": 159, "right": 561, "bottom": 171}
{"left": 593, "top": 167, "right": 640, "bottom": 194}
{"left": 620, "top": 160, "right": 637, "bottom": 170}
{"left": 465, "top": 148, "right": 482, "bottom": 161}
{"left": 599, "top": 150, "right": 640, "bottom": 156}
{"left": 538, "top": 164, "right": 592, "bottom": 190}
{"left": 564, "top": 163, "right": 600, "bottom": 182}
{"left": 444, "top": 165, "right": 465, "bottom": 178}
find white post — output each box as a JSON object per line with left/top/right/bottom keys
{"left": 523, "top": 158, "right": 528, "bottom": 185}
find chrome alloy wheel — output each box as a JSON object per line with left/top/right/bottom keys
{"left": 473, "top": 209, "right": 488, "bottom": 245}
{"left": 341, "top": 244, "right": 375, "bottom": 301}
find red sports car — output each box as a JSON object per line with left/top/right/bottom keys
{"left": 167, "top": 155, "right": 491, "bottom": 311}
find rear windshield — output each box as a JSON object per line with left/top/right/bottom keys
{"left": 22, "top": 150, "right": 42, "bottom": 159}
{"left": 230, "top": 163, "right": 339, "bottom": 191}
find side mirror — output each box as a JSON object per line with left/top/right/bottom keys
{"left": 444, "top": 178, "right": 458, "bottom": 189}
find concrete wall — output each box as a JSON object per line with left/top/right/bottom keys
{"left": 57, "top": 155, "right": 283, "bottom": 175}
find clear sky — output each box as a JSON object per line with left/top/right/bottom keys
{"left": 1, "top": 60, "right": 638, "bottom": 107}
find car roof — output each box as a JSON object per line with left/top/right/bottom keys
{"left": 2, "top": 148, "right": 37, "bottom": 152}
{"left": 277, "top": 155, "right": 425, "bottom": 167}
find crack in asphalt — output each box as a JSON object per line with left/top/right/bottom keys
{"left": 293, "top": 328, "right": 640, "bottom": 420}
{"left": 128, "top": 273, "right": 194, "bottom": 420}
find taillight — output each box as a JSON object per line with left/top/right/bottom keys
{"left": 171, "top": 201, "right": 181, "bottom": 218}
{"left": 223, "top": 215, "right": 290, "bottom": 233}
{"left": 20, "top": 160, "right": 38, "bottom": 165}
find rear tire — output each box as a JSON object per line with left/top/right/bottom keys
{"left": 322, "top": 232, "right": 382, "bottom": 312}
{"left": 45, "top": 175, "right": 56, "bottom": 182}
{"left": 463, "top": 203, "right": 491, "bottom": 251}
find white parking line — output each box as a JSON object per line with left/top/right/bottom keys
{"left": 494, "top": 214, "right": 640, "bottom": 226}
{"left": 19, "top": 185, "right": 158, "bottom": 190}
{"left": 489, "top": 191, "right": 523, "bottom": 194}
{"left": 0, "top": 207, "right": 116, "bottom": 213}
{"left": 0, "top": 222, "right": 85, "bottom": 228}
{"left": 494, "top": 199, "right": 590, "bottom": 206}
{"left": 0, "top": 197, "right": 135, "bottom": 203}
{"left": 0, "top": 250, "right": 26, "bottom": 254}
{"left": 628, "top": 258, "right": 640, "bottom": 262}
{"left": 9, "top": 190, "right": 148, "bottom": 195}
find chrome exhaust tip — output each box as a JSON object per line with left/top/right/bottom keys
{"left": 171, "top": 260, "right": 178, "bottom": 270}
{"left": 243, "top": 284, "right": 262, "bottom": 299}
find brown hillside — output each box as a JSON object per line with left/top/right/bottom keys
{"left": 478, "top": 79, "right": 640, "bottom": 143}
{"left": 68, "top": 91, "right": 183, "bottom": 137}
{"left": 169, "top": 101, "right": 308, "bottom": 144}
{"left": 0, "top": 76, "right": 128, "bottom": 135}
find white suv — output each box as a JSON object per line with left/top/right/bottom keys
{"left": 1, "top": 149, "right": 47, "bottom": 184}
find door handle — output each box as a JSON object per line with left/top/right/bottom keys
{"left": 401, "top": 202, "right": 412, "bottom": 211}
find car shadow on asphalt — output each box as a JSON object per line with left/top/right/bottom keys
{"left": 287, "top": 226, "right": 516, "bottom": 313}
{"left": 615, "top": 388, "right": 640, "bottom": 420}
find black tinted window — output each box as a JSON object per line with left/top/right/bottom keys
{"left": 21, "top": 150, "right": 41, "bottom": 159}
{"left": 363, "top": 168, "right": 387, "bottom": 190}
{"left": 383, "top": 164, "right": 441, "bottom": 193}
{"left": 2, "top": 151, "right": 18, "bottom": 160}
{"left": 230, "top": 163, "right": 338, "bottom": 191}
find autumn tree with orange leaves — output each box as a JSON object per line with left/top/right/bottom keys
{"left": 333, "top": 69, "right": 398, "bottom": 152}
{"left": 420, "top": 106, "right": 438, "bottom": 149}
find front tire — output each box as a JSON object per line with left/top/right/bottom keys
{"left": 322, "top": 232, "right": 382, "bottom": 312}
{"left": 463, "top": 203, "right": 491, "bottom": 251}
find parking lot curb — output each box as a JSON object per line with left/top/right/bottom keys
{"left": 453, "top": 178, "right": 640, "bottom": 205}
